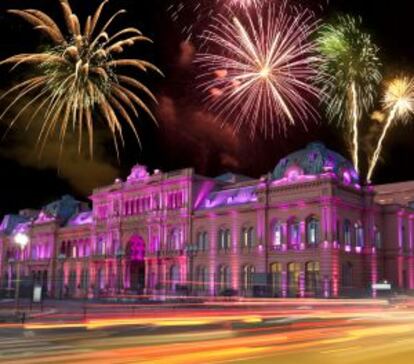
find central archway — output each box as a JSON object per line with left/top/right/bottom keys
{"left": 126, "top": 236, "right": 146, "bottom": 293}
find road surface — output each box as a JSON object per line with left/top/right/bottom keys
{"left": 1, "top": 298, "right": 414, "bottom": 363}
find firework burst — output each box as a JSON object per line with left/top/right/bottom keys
{"left": 168, "top": 0, "right": 328, "bottom": 40}
{"left": 367, "top": 76, "right": 414, "bottom": 182}
{"left": 316, "top": 15, "right": 382, "bottom": 173}
{"left": 0, "top": 0, "right": 162, "bottom": 157}
{"left": 195, "top": 3, "right": 320, "bottom": 137}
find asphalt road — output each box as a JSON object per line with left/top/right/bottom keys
{"left": 1, "top": 298, "right": 414, "bottom": 363}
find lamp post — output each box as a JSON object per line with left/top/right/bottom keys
{"left": 185, "top": 244, "right": 197, "bottom": 295}
{"left": 57, "top": 254, "right": 66, "bottom": 300}
{"left": 116, "top": 248, "right": 125, "bottom": 295}
{"left": 14, "top": 232, "right": 29, "bottom": 313}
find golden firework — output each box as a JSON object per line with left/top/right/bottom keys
{"left": 0, "top": 0, "right": 162, "bottom": 157}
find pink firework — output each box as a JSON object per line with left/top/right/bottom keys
{"left": 167, "top": 1, "right": 327, "bottom": 40}
{"left": 227, "top": 0, "right": 261, "bottom": 9}
{"left": 196, "top": 3, "right": 320, "bottom": 137}
{"left": 167, "top": 0, "right": 261, "bottom": 40}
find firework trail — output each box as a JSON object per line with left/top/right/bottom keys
{"left": 316, "top": 15, "right": 381, "bottom": 174}
{"left": 367, "top": 76, "right": 414, "bottom": 182}
{"left": 195, "top": 2, "right": 320, "bottom": 137}
{"left": 0, "top": 0, "right": 162, "bottom": 157}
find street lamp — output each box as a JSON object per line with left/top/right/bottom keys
{"left": 185, "top": 244, "right": 197, "bottom": 294}
{"left": 14, "top": 232, "right": 29, "bottom": 313}
{"left": 116, "top": 248, "right": 125, "bottom": 295}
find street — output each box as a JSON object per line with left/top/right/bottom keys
{"left": 1, "top": 298, "right": 414, "bottom": 363}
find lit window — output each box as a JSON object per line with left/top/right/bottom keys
{"left": 307, "top": 217, "right": 320, "bottom": 245}
{"left": 288, "top": 219, "right": 300, "bottom": 248}
{"left": 344, "top": 220, "right": 352, "bottom": 246}
{"left": 355, "top": 223, "right": 364, "bottom": 247}
{"left": 273, "top": 222, "right": 283, "bottom": 248}
{"left": 241, "top": 227, "right": 254, "bottom": 248}
{"left": 374, "top": 227, "right": 381, "bottom": 249}
{"left": 218, "top": 229, "right": 231, "bottom": 250}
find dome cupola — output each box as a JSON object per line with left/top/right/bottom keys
{"left": 272, "top": 142, "right": 359, "bottom": 185}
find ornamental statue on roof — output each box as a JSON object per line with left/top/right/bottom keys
{"left": 127, "top": 164, "right": 150, "bottom": 182}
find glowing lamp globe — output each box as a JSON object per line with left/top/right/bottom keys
{"left": 14, "top": 232, "right": 29, "bottom": 249}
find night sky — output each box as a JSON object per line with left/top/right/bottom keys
{"left": 0, "top": 0, "right": 414, "bottom": 216}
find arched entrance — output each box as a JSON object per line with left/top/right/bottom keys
{"left": 126, "top": 236, "right": 146, "bottom": 293}
{"left": 270, "top": 262, "right": 282, "bottom": 297}
{"left": 305, "top": 262, "right": 320, "bottom": 297}
{"left": 287, "top": 262, "right": 301, "bottom": 297}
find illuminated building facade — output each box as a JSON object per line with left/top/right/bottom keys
{"left": 1, "top": 142, "right": 414, "bottom": 299}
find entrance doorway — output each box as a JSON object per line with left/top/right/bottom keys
{"left": 126, "top": 236, "right": 146, "bottom": 293}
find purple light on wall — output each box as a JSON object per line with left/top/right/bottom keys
{"left": 67, "top": 212, "right": 93, "bottom": 226}
{"left": 345, "top": 245, "right": 351, "bottom": 253}
{"left": 194, "top": 181, "right": 215, "bottom": 209}
{"left": 398, "top": 215, "right": 403, "bottom": 249}
{"left": 272, "top": 173, "right": 317, "bottom": 187}
{"left": 355, "top": 246, "right": 362, "bottom": 254}
{"left": 200, "top": 186, "right": 258, "bottom": 210}
{"left": 35, "top": 212, "right": 55, "bottom": 224}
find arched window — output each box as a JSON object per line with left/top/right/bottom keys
{"left": 197, "top": 232, "right": 209, "bottom": 252}
{"left": 336, "top": 220, "right": 341, "bottom": 243}
{"left": 218, "top": 229, "right": 231, "bottom": 251}
{"left": 355, "top": 223, "right": 364, "bottom": 247}
{"left": 241, "top": 227, "right": 254, "bottom": 249}
{"left": 374, "top": 226, "right": 382, "bottom": 249}
{"left": 241, "top": 265, "right": 255, "bottom": 292}
{"left": 60, "top": 241, "right": 66, "bottom": 256}
{"left": 202, "top": 232, "right": 208, "bottom": 251}
{"left": 272, "top": 222, "right": 283, "bottom": 249}
{"left": 84, "top": 241, "right": 91, "bottom": 257}
{"left": 169, "top": 229, "right": 181, "bottom": 251}
{"left": 218, "top": 265, "right": 231, "bottom": 291}
{"left": 305, "top": 261, "right": 320, "bottom": 294}
{"left": 196, "top": 266, "right": 209, "bottom": 291}
{"left": 306, "top": 217, "right": 320, "bottom": 246}
{"left": 31, "top": 246, "right": 37, "bottom": 260}
{"left": 288, "top": 218, "right": 300, "bottom": 249}
{"left": 96, "top": 268, "right": 105, "bottom": 290}
{"left": 96, "top": 237, "right": 105, "bottom": 256}
{"left": 80, "top": 269, "right": 89, "bottom": 291}
{"left": 344, "top": 220, "right": 352, "bottom": 246}
{"left": 66, "top": 241, "right": 72, "bottom": 258}
{"left": 170, "top": 265, "right": 180, "bottom": 290}
{"left": 78, "top": 241, "right": 84, "bottom": 258}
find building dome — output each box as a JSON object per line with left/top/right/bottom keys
{"left": 272, "top": 142, "right": 359, "bottom": 185}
